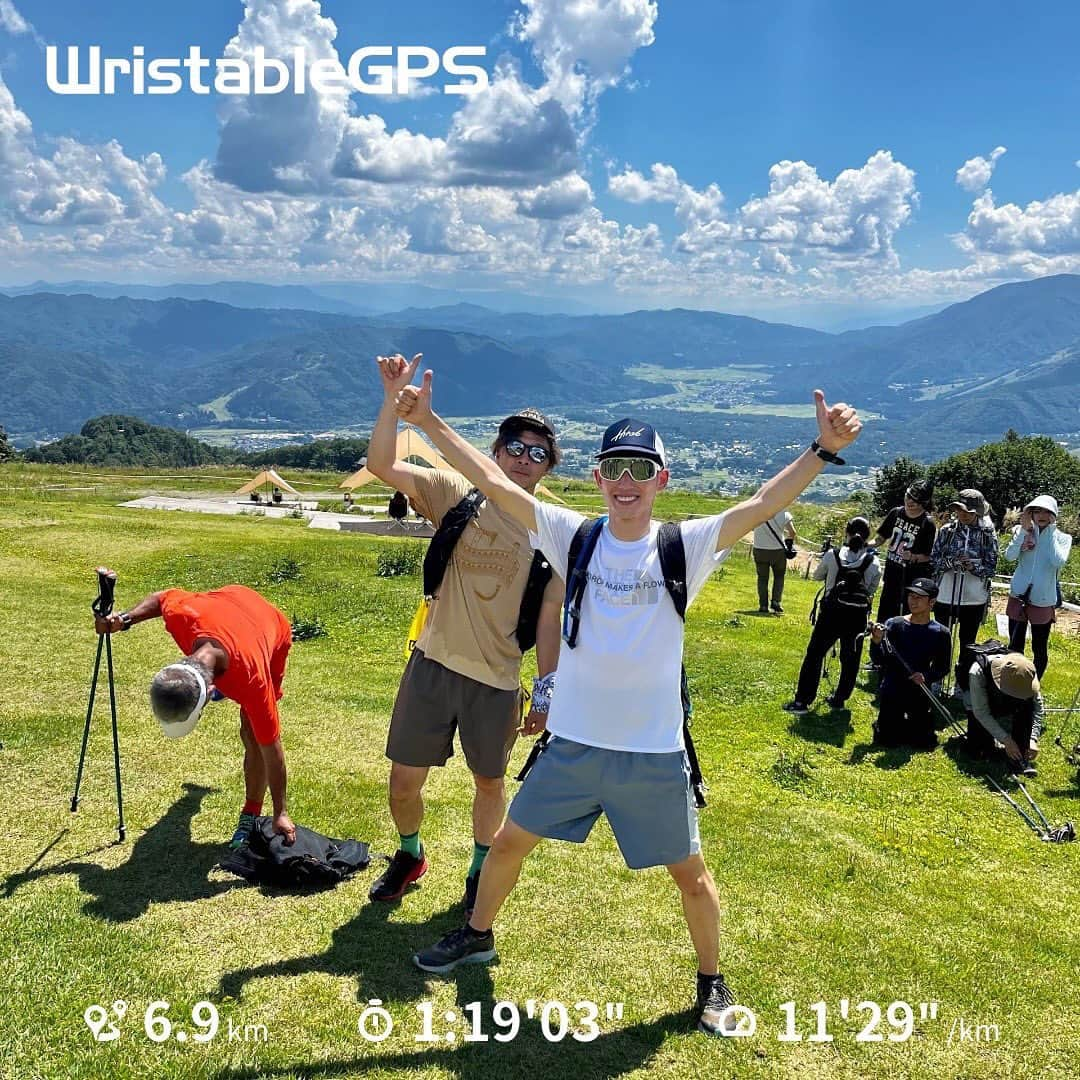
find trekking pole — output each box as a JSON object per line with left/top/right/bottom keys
{"left": 1013, "top": 778, "right": 1076, "bottom": 843}
{"left": 71, "top": 568, "right": 126, "bottom": 842}
{"left": 943, "top": 567, "right": 963, "bottom": 697}
{"left": 986, "top": 775, "right": 1046, "bottom": 838}
{"left": 879, "top": 630, "right": 965, "bottom": 738}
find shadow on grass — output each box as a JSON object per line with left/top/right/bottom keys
{"left": 733, "top": 608, "right": 776, "bottom": 618}
{"left": 217, "top": 895, "right": 493, "bottom": 1012}
{"left": 1, "top": 782, "right": 243, "bottom": 921}
{"left": 211, "top": 1009, "right": 690, "bottom": 1080}
{"left": 787, "top": 706, "right": 854, "bottom": 747}
{"left": 847, "top": 742, "right": 918, "bottom": 770}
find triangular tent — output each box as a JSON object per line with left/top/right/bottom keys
{"left": 235, "top": 468, "right": 299, "bottom": 496}
{"left": 340, "top": 429, "right": 453, "bottom": 490}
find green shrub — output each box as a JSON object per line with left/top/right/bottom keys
{"left": 375, "top": 542, "right": 424, "bottom": 578}
{"left": 268, "top": 556, "right": 302, "bottom": 583}
{"left": 290, "top": 613, "right": 327, "bottom": 641}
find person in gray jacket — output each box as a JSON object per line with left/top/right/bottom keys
{"left": 964, "top": 650, "right": 1044, "bottom": 777}
{"left": 783, "top": 517, "right": 882, "bottom": 713}
{"left": 1006, "top": 495, "right": 1073, "bottom": 680}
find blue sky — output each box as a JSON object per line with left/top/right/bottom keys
{"left": 2, "top": 0, "right": 1079, "bottom": 324}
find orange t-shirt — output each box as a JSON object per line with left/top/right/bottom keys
{"left": 159, "top": 586, "right": 292, "bottom": 746}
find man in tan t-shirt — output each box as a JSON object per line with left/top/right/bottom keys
{"left": 366, "top": 352, "right": 563, "bottom": 916}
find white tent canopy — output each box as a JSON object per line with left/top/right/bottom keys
{"left": 235, "top": 468, "right": 299, "bottom": 496}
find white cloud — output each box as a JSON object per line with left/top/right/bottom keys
{"left": 515, "top": 173, "right": 593, "bottom": 219}
{"left": 609, "top": 162, "right": 724, "bottom": 224}
{"left": 738, "top": 151, "right": 917, "bottom": 267}
{"left": 958, "top": 188, "right": 1080, "bottom": 256}
{"left": 0, "top": 1, "right": 32, "bottom": 37}
{"left": 512, "top": 0, "right": 658, "bottom": 113}
{"left": 955, "top": 146, "right": 1006, "bottom": 192}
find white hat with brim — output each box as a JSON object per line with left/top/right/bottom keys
{"left": 153, "top": 663, "right": 208, "bottom": 739}
{"left": 1024, "top": 495, "right": 1059, "bottom": 517}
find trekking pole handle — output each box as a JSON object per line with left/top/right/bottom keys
{"left": 92, "top": 567, "right": 117, "bottom": 618}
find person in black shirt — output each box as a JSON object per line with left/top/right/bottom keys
{"left": 869, "top": 578, "right": 951, "bottom": 749}
{"left": 869, "top": 483, "right": 936, "bottom": 669}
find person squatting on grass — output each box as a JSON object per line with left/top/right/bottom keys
{"left": 869, "top": 579, "right": 951, "bottom": 750}
{"left": 94, "top": 582, "right": 297, "bottom": 848}
{"left": 929, "top": 488, "right": 998, "bottom": 688}
{"left": 751, "top": 506, "right": 796, "bottom": 613}
{"left": 783, "top": 516, "right": 881, "bottom": 715}
{"left": 365, "top": 353, "right": 563, "bottom": 917}
{"left": 1005, "top": 495, "right": 1073, "bottom": 681}
{"left": 963, "top": 650, "right": 1044, "bottom": 776}
{"left": 869, "top": 484, "right": 936, "bottom": 670}
{"left": 395, "top": 364, "right": 861, "bottom": 1037}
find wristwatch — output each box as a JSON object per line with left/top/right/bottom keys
{"left": 118, "top": 611, "right": 134, "bottom": 631}
{"left": 810, "top": 440, "right": 845, "bottom": 466}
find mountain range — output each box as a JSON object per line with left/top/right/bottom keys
{"left": 2, "top": 274, "right": 1080, "bottom": 461}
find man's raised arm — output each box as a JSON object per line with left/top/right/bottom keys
{"left": 395, "top": 369, "right": 539, "bottom": 534}
{"left": 714, "top": 390, "right": 861, "bottom": 553}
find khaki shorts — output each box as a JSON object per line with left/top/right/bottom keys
{"left": 386, "top": 650, "right": 520, "bottom": 778}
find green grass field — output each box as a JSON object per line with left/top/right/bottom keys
{"left": 1, "top": 463, "right": 1078, "bottom": 1079}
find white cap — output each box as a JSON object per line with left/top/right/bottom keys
{"left": 151, "top": 663, "right": 208, "bottom": 739}
{"left": 1024, "top": 495, "right": 1059, "bottom": 517}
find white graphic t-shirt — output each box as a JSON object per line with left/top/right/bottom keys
{"left": 530, "top": 504, "right": 731, "bottom": 752}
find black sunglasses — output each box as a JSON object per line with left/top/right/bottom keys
{"left": 504, "top": 439, "right": 550, "bottom": 464}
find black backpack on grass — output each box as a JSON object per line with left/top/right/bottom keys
{"left": 422, "top": 488, "right": 553, "bottom": 652}
{"left": 219, "top": 819, "right": 370, "bottom": 891}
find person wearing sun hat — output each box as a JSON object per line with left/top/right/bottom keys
{"left": 1005, "top": 494, "right": 1073, "bottom": 680}
{"left": 965, "top": 650, "right": 1045, "bottom": 777}
{"left": 94, "top": 582, "right": 297, "bottom": 849}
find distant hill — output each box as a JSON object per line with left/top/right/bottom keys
{"left": 21, "top": 415, "right": 232, "bottom": 466}
{"left": 4, "top": 274, "right": 1080, "bottom": 455}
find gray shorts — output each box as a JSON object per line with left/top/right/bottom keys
{"left": 386, "top": 649, "right": 520, "bottom": 778}
{"left": 508, "top": 736, "right": 701, "bottom": 869}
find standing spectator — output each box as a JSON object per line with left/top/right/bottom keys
{"left": 931, "top": 489, "right": 998, "bottom": 687}
{"left": 752, "top": 507, "right": 796, "bottom": 613}
{"left": 869, "top": 483, "right": 936, "bottom": 669}
{"left": 783, "top": 516, "right": 881, "bottom": 714}
{"left": 1006, "top": 495, "right": 1073, "bottom": 680}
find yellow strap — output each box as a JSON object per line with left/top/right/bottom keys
{"left": 404, "top": 597, "right": 431, "bottom": 661}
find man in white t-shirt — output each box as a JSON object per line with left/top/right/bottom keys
{"left": 751, "top": 508, "right": 796, "bottom": 613}
{"left": 395, "top": 365, "right": 861, "bottom": 1037}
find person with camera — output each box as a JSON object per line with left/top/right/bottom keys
{"left": 751, "top": 507, "right": 796, "bottom": 613}
{"left": 783, "top": 516, "right": 881, "bottom": 714}
{"left": 94, "top": 582, "right": 297, "bottom": 849}
{"left": 365, "top": 353, "right": 562, "bottom": 917}
{"left": 1005, "top": 495, "right": 1073, "bottom": 681}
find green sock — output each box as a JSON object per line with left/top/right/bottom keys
{"left": 468, "top": 842, "right": 490, "bottom": 878}
{"left": 399, "top": 831, "right": 421, "bottom": 858}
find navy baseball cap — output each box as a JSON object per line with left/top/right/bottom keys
{"left": 906, "top": 577, "right": 939, "bottom": 599}
{"left": 596, "top": 418, "right": 666, "bottom": 466}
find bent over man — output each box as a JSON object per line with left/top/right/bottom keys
{"left": 95, "top": 582, "right": 296, "bottom": 847}
{"left": 396, "top": 364, "right": 861, "bottom": 1038}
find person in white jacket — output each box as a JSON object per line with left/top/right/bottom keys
{"left": 1005, "top": 495, "right": 1073, "bottom": 680}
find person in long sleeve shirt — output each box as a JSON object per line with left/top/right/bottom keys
{"left": 1005, "top": 494, "right": 1073, "bottom": 680}
{"left": 869, "top": 578, "right": 952, "bottom": 749}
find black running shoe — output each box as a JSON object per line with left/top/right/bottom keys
{"left": 770, "top": 602, "right": 784, "bottom": 614}
{"left": 824, "top": 694, "right": 846, "bottom": 710}
{"left": 695, "top": 972, "right": 738, "bottom": 1036}
{"left": 462, "top": 872, "right": 480, "bottom": 919}
{"left": 782, "top": 700, "right": 809, "bottom": 715}
{"left": 413, "top": 925, "right": 496, "bottom": 974}
{"left": 369, "top": 848, "right": 427, "bottom": 902}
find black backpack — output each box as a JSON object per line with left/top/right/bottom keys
{"left": 825, "top": 548, "right": 875, "bottom": 610}
{"left": 219, "top": 818, "right": 371, "bottom": 891}
{"left": 421, "top": 488, "right": 553, "bottom": 652}
{"left": 559, "top": 517, "right": 707, "bottom": 808}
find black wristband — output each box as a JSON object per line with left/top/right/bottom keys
{"left": 811, "top": 440, "right": 845, "bottom": 466}
{"left": 119, "top": 612, "right": 133, "bottom": 631}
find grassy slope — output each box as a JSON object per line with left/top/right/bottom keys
{"left": 1, "top": 464, "right": 1078, "bottom": 1080}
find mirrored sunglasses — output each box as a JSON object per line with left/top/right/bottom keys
{"left": 504, "top": 439, "right": 550, "bottom": 464}
{"left": 598, "top": 456, "right": 660, "bottom": 482}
